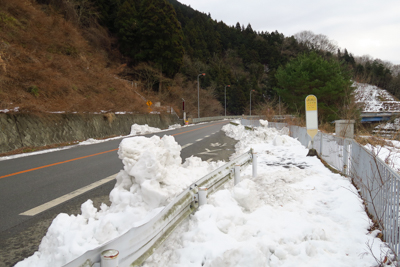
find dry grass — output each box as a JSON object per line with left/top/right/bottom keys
{"left": 0, "top": 0, "right": 148, "bottom": 113}
{"left": 149, "top": 72, "right": 223, "bottom": 118}
{"left": 319, "top": 121, "right": 335, "bottom": 133}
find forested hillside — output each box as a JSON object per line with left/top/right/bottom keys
{"left": 1, "top": 0, "right": 399, "bottom": 118}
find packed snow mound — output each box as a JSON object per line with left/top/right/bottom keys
{"left": 354, "top": 82, "right": 400, "bottom": 112}
{"left": 222, "top": 121, "right": 300, "bottom": 157}
{"left": 16, "top": 135, "right": 223, "bottom": 267}
{"left": 259, "top": 119, "right": 268, "bottom": 127}
{"left": 130, "top": 123, "right": 161, "bottom": 135}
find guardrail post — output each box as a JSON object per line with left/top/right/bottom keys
{"left": 198, "top": 187, "right": 207, "bottom": 206}
{"left": 101, "top": 249, "right": 119, "bottom": 267}
{"left": 234, "top": 164, "right": 241, "bottom": 185}
{"left": 252, "top": 151, "right": 257, "bottom": 178}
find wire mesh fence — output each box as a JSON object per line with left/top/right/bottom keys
{"left": 267, "top": 121, "right": 400, "bottom": 259}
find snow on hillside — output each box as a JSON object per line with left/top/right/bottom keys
{"left": 354, "top": 82, "right": 400, "bottom": 112}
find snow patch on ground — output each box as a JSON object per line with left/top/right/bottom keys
{"left": 364, "top": 140, "right": 400, "bottom": 173}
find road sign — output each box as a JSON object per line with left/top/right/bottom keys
{"left": 146, "top": 100, "right": 152, "bottom": 106}
{"left": 305, "top": 95, "right": 318, "bottom": 140}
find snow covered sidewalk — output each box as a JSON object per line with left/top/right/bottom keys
{"left": 143, "top": 122, "right": 388, "bottom": 267}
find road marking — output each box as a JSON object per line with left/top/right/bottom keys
{"left": 196, "top": 139, "right": 203, "bottom": 142}
{"left": 181, "top": 143, "right": 193, "bottom": 149}
{"left": 20, "top": 174, "right": 117, "bottom": 216}
{"left": 199, "top": 148, "right": 220, "bottom": 155}
{"left": 0, "top": 148, "right": 118, "bottom": 180}
{"left": 204, "top": 135, "right": 210, "bottom": 138}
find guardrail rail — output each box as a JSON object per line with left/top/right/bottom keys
{"left": 64, "top": 150, "right": 255, "bottom": 267}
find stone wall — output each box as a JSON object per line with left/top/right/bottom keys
{"left": 0, "top": 113, "right": 181, "bottom": 154}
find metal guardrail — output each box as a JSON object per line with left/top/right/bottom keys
{"left": 191, "top": 116, "right": 258, "bottom": 123}
{"left": 268, "top": 121, "right": 400, "bottom": 259}
{"left": 190, "top": 115, "right": 292, "bottom": 124}
{"left": 63, "top": 150, "right": 254, "bottom": 267}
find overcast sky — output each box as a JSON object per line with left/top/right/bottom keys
{"left": 178, "top": 0, "right": 400, "bottom": 65}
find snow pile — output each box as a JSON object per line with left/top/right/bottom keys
{"left": 364, "top": 140, "right": 400, "bottom": 173}
{"left": 354, "top": 82, "right": 400, "bottom": 112}
{"left": 143, "top": 121, "right": 388, "bottom": 267}
{"left": 78, "top": 138, "right": 103, "bottom": 145}
{"left": 375, "top": 118, "right": 400, "bottom": 131}
{"left": 259, "top": 119, "right": 268, "bottom": 127}
{"left": 222, "top": 123, "right": 299, "bottom": 157}
{"left": 16, "top": 135, "right": 222, "bottom": 267}
{"left": 168, "top": 124, "right": 182, "bottom": 129}
{"left": 130, "top": 123, "right": 161, "bottom": 135}
{"left": 0, "top": 107, "right": 19, "bottom": 113}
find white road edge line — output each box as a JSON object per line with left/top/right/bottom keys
{"left": 181, "top": 143, "right": 193, "bottom": 149}
{"left": 19, "top": 174, "right": 117, "bottom": 216}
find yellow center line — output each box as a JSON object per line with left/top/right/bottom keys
{"left": 0, "top": 121, "right": 228, "bottom": 179}
{"left": 0, "top": 148, "right": 118, "bottom": 179}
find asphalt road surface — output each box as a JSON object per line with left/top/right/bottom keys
{"left": 0, "top": 120, "right": 238, "bottom": 267}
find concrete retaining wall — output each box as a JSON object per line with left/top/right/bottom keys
{"left": 0, "top": 113, "right": 181, "bottom": 154}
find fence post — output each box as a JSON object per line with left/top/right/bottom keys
{"left": 101, "top": 249, "right": 119, "bottom": 267}
{"left": 198, "top": 187, "right": 207, "bottom": 206}
{"left": 234, "top": 164, "right": 241, "bottom": 185}
{"left": 343, "top": 138, "right": 350, "bottom": 176}
{"left": 252, "top": 151, "right": 257, "bottom": 178}
{"left": 319, "top": 131, "right": 323, "bottom": 157}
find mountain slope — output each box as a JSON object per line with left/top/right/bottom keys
{"left": 0, "top": 0, "right": 148, "bottom": 113}
{"left": 354, "top": 82, "right": 400, "bottom": 113}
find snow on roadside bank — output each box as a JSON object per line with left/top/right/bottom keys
{"left": 15, "top": 134, "right": 222, "bottom": 267}
{"left": 142, "top": 121, "right": 389, "bottom": 267}
{"left": 364, "top": 140, "right": 400, "bottom": 173}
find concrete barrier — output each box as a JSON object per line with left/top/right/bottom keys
{"left": 0, "top": 113, "right": 181, "bottom": 154}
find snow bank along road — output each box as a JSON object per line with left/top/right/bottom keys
{"left": 0, "top": 121, "right": 236, "bottom": 266}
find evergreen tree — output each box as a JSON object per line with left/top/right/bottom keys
{"left": 274, "top": 52, "right": 353, "bottom": 122}
{"left": 114, "top": 0, "right": 138, "bottom": 58}
{"left": 135, "top": 0, "right": 184, "bottom": 77}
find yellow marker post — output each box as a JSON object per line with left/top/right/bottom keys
{"left": 305, "top": 95, "right": 318, "bottom": 149}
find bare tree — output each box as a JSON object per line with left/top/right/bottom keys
{"left": 294, "top": 30, "right": 338, "bottom": 54}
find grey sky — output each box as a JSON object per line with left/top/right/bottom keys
{"left": 178, "top": 0, "right": 400, "bottom": 65}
